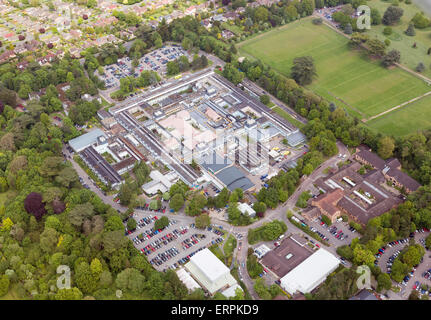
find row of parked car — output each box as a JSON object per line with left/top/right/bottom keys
{"left": 413, "top": 281, "right": 431, "bottom": 296}
{"left": 150, "top": 247, "right": 180, "bottom": 266}
{"left": 422, "top": 268, "right": 431, "bottom": 280}
{"left": 182, "top": 234, "right": 206, "bottom": 250}
{"left": 162, "top": 236, "right": 225, "bottom": 271}
{"left": 125, "top": 215, "right": 159, "bottom": 235}
{"left": 139, "top": 227, "right": 190, "bottom": 257}
{"left": 207, "top": 225, "right": 225, "bottom": 236}
{"left": 348, "top": 226, "right": 357, "bottom": 233}
{"left": 328, "top": 226, "right": 348, "bottom": 241}
{"left": 309, "top": 226, "right": 329, "bottom": 242}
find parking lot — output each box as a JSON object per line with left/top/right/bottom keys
{"left": 125, "top": 211, "right": 226, "bottom": 271}
{"left": 99, "top": 44, "right": 190, "bottom": 90}
{"left": 376, "top": 228, "right": 431, "bottom": 298}
{"left": 306, "top": 217, "right": 359, "bottom": 250}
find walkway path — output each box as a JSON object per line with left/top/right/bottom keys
{"left": 366, "top": 90, "right": 431, "bottom": 122}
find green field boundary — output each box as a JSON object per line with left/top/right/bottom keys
{"left": 273, "top": 107, "right": 305, "bottom": 129}
{"left": 366, "top": 90, "right": 431, "bottom": 122}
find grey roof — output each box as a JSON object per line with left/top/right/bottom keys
{"left": 386, "top": 168, "right": 421, "bottom": 192}
{"left": 349, "top": 290, "right": 378, "bottom": 301}
{"left": 69, "top": 128, "right": 106, "bottom": 152}
{"left": 286, "top": 130, "right": 306, "bottom": 147}
{"left": 215, "top": 166, "right": 254, "bottom": 191}
{"left": 200, "top": 152, "right": 232, "bottom": 174}
{"left": 97, "top": 110, "right": 111, "bottom": 120}
{"left": 356, "top": 149, "right": 386, "bottom": 170}
{"left": 79, "top": 146, "right": 122, "bottom": 186}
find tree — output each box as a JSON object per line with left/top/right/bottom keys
{"left": 344, "top": 23, "right": 353, "bottom": 35}
{"left": 401, "top": 244, "right": 424, "bottom": 267}
{"left": 382, "top": 50, "right": 401, "bottom": 68}
{"left": 116, "top": 268, "right": 146, "bottom": 294}
{"left": 24, "top": 192, "right": 47, "bottom": 220}
{"left": 349, "top": 32, "right": 369, "bottom": 48}
{"left": 149, "top": 199, "right": 161, "bottom": 211}
{"left": 0, "top": 133, "right": 15, "bottom": 151}
{"left": 259, "top": 94, "right": 270, "bottom": 105}
{"left": 383, "top": 27, "right": 392, "bottom": 36}
{"left": 195, "top": 213, "right": 210, "bottom": 229}
{"left": 425, "top": 234, "right": 431, "bottom": 249}
{"left": 411, "top": 12, "right": 430, "bottom": 29}
{"left": 127, "top": 218, "right": 137, "bottom": 231}
{"left": 118, "top": 182, "right": 133, "bottom": 206}
{"left": 253, "top": 202, "right": 267, "bottom": 216}
{"left": 55, "top": 288, "right": 83, "bottom": 300}
{"left": 185, "top": 193, "right": 207, "bottom": 216}
{"left": 291, "top": 56, "right": 316, "bottom": 85}
{"left": 68, "top": 203, "right": 94, "bottom": 228}
{"left": 382, "top": 6, "right": 404, "bottom": 25}
{"left": 409, "top": 290, "right": 420, "bottom": 300}
{"left": 405, "top": 23, "right": 416, "bottom": 36}
{"left": 228, "top": 205, "right": 241, "bottom": 223}
{"left": 170, "top": 193, "right": 184, "bottom": 212}
{"left": 167, "top": 61, "right": 180, "bottom": 75}
{"left": 377, "top": 273, "right": 392, "bottom": 292}
{"left": 416, "top": 62, "right": 425, "bottom": 73}
{"left": 154, "top": 216, "right": 169, "bottom": 230}
{"left": 366, "top": 39, "right": 386, "bottom": 57}
{"left": 40, "top": 227, "right": 59, "bottom": 254}
{"left": 215, "top": 188, "right": 230, "bottom": 208}
{"left": 254, "top": 7, "right": 269, "bottom": 23}
{"left": 75, "top": 261, "right": 99, "bottom": 294}
{"left": 371, "top": 8, "right": 382, "bottom": 25}
{"left": 0, "top": 274, "right": 9, "bottom": 297}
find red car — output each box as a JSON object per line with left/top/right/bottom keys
{"left": 316, "top": 243, "right": 320, "bottom": 248}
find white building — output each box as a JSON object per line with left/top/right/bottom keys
{"left": 280, "top": 248, "right": 340, "bottom": 295}
{"left": 237, "top": 202, "right": 256, "bottom": 217}
{"left": 176, "top": 268, "right": 202, "bottom": 292}
{"left": 142, "top": 170, "right": 178, "bottom": 196}
{"left": 68, "top": 128, "right": 106, "bottom": 153}
{"left": 254, "top": 244, "right": 271, "bottom": 259}
{"left": 184, "top": 248, "right": 238, "bottom": 295}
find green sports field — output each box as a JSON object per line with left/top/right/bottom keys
{"left": 367, "top": 94, "right": 431, "bottom": 137}
{"left": 238, "top": 18, "right": 431, "bottom": 121}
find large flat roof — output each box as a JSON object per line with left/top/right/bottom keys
{"left": 200, "top": 152, "right": 232, "bottom": 174}
{"left": 280, "top": 248, "right": 340, "bottom": 295}
{"left": 185, "top": 248, "right": 237, "bottom": 294}
{"left": 261, "top": 237, "right": 313, "bottom": 278}
{"left": 215, "top": 166, "right": 254, "bottom": 191}
{"left": 189, "top": 248, "right": 230, "bottom": 282}
{"left": 69, "top": 128, "right": 106, "bottom": 152}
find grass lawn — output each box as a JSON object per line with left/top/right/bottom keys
{"left": 223, "top": 235, "right": 237, "bottom": 258}
{"left": 272, "top": 106, "right": 305, "bottom": 129}
{"left": 238, "top": 17, "right": 431, "bottom": 120}
{"left": 367, "top": 94, "right": 431, "bottom": 137}
{"left": 221, "top": 22, "right": 242, "bottom": 35}
{"left": 366, "top": 0, "right": 431, "bottom": 79}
